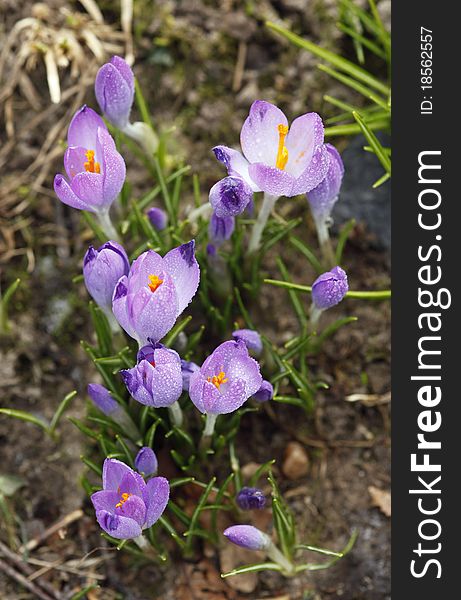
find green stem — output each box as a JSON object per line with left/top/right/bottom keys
{"left": 266, "top": 540, "right": 296, "bottom": 576}
{"left": 200, "top": 413, "right": 217, "bottom": 451}
{"left": 309, "top": 304, "right": 323, "bottom": 330}
{"left": 248, "top": 193, "right": 279, "bottom": 253}
{"left": 168, "top": 401, "right": 183, "bottom": 427}
{"left": 314, "top": 215, "right": 336, "bottom": 269}
{"left": 96, "top": 210, "right": 120, "bottom": 241}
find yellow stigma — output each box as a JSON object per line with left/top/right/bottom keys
{"left": 148, "top": 274, "right": 163, "bottom": 293}
{"left": 115, "top": 492, "right": 132, "bottom": 509}
{"left": 207, "top": 370, "right": 229, "bottom": 390}
{"left": 84, "top": 149, "right": 101, "bottom": 174}
{"left": 275, "top": 124, "right": 289, "bottom": 170}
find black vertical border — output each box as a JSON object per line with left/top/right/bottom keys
{"left": 392, "top": 1, "right": 459, "bottom": 597}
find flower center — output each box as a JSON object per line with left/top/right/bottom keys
{"left": 84, "top": 149, "right": 101, "bottom": 174}
{"left": 148, "top": 274, "right": 163, "bottom": 293}
{"left": 275, "top": 124, "right": 289, "bottom": 170}
{"left": 115, "top": 492, "right": 132, "bottom": 509}
{"left": 207, "top": 370, "right": 229, "bottom": 390}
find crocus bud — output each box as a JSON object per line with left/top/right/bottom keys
{"left": 88, "top": 383, "right": 119, "bottom": 416}
{"left": 88, "top": 383, "right": 139, "bottom": 438}
{"left": 121, "top": 344, "right": 183, "bottom": 407}
{"left": 147, "top": 207, "right": 168, "bottom": 230}
{"left": 307, "top": 144, "right": 344, "bottom": 223}
{"left": 134, "top": 447, "right": 158, "bottom": 476}
{"left": 95, "top": 56, "right": 135, "bottom": 129}
{"left": 208, "top": 212, "right": 235, "bottom": 246}
{"left": 311, "top": 266, "right": 348, "bottom": 310}
{"left": 180, "top": 359, "right": 200, "bottom": 391}
{"left": 209, "top": 176, "right": 253, "bottom": 218}
{"left": 83, "top": 241, "right": 129, "bottom": 317}
{"left": 236, "top": 487, "right": 266, "bottom": 510}
{"left": 232, "top": 328, "right": 262, "bottom": 356}
{"left": 253, "top": 380, "right": 273, "bottom": 403}
{"left": 223, "top": 525, "right": 271, "bottom": 551}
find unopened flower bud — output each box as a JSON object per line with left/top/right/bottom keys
{"left": 134, "top": 447, "right": 158, "bottom": 476}
{"left": 223, "top": 525, "right": 271, "bottom": 550}
{"left": 253, "top": 380, "right": 273, "bottom": 403}
{"left": 311, "top": 266, "right": 348, "bottom": 310}
{"left": 147, "top": 207, "right": 168, "bottom": 230}
{"left": 236, "top": 487, "right": 266, "bottom": 510}
{"left": 209, "top": 176, "right": 252, "bottom": 218}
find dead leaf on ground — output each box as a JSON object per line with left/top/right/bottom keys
{"left": 368, "top": 486, "right": 391, "bottom": 517}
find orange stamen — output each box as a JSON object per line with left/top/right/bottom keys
{"left": 207, "top": 370, "right": 229, "bottom": 390}
{"left": 148, "top": 274, "right": 163, "bottom": 293}
{"left": 115, "top": 492, "right": 132, "bottom": 509}
{"left": 275, "top": 124, "right": 289, "bottom": 170}
{"left": 84, "top": 149, "right": 101, "bottom": 174}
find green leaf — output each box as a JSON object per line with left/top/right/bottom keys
{"left": 0, "top": 408, "right": 49, "bottom": 433}
{"left": 318, "top": 64, "right": 388, "bottom": 110}
{"left": 313, "top": 317, "right": 359, "bottom": 351}
{"left": 221, "top": 562, "right": 282, "bottom": 577}
{"left": 289, "top": 237, "right": 322, "bottom": 274}
{"left": 295, "top": 529, "right": 358, "bottom": 572}
{"left": 0, "top": 277, "right": 21, "bottom": 333}
{"left": 81, "top": 211, "right": 106, "bottom": 243}
{"left": 49, "top": 390, "right": 77, "bottom": 434}
{"left": 335, "top": 218, "right": 356, "bottom": 265}
{"left": 163, "top": 315, "right": 192, "bottom": 347}
{"left": 325, "top": 119, "right": 389, "bottom": 138}
{"left": 153, "top": 157, "right": 174, "bottom": 223}
{"left": 264, "top": 279, "right": 391, "bottom": 300}
{"left": 266, "top": 21, "right": 388, "bottom": 95}
{"left": 248, "top": 459, "right": 276, "bottom": 487}
{"left": 185, "top": 477, "right": 216, "bottom": 553}
{"left": 337, "top": 22, "right": 386, "bottom": 59}
{"left": 276, "top": 257, "right": 307, "bottom": 328}
{"left": 158, "top": 515, "right": 186, "bottom": 549}
{"left": 353, "top": 111, "right": 391, "bottom": 174}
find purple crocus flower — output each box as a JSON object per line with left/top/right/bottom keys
{"left": 232, "top": 329, "right": 263, "bottom": 356}
{"left": 112, "top": 241, "right": 200, "bottom": 346}
{"left": 181, "top": 359, "right": 200, "bottom": 391}
{"left": 213, "top": 100, "right": 329, "bottom": 198}
{"left": 236, "top": 487, "right": 267, "bottom": 510}
{"left": 208, "top": 212, "right": 235, "bottom": 246}
{"left": 253, "top": 380, "right": 274, "bottom": 403}
{"left": 95, "top": 56, "right": 134, "bottom": 129}
{"left": 135, "top": 447, "right": 158, "bottom": 477}
{"left": 83, "top": 241, "right": 129, "bottom": 318}
{"left": 223, "top": 525, "right": 270, "bottom": 550}
{"left": 307, "top": 144, "right": 344, "bottom": 222}
{"left": 54, "top": 105, "right": 126, "bottom": 214}
{"left": 189, "top": 339, "right": 262, "bottom": 415}
{"left": 311, "top": 266, "right": 348, "bottom": 310}
{"left": 147, "top": 207, "right": 168, "bottom": 231}
{"left": 209, "top": 176, "right": 253, "bottom": 218}
{"left": 91, "top": 458, "right": 169, "bottom": 540}
{"left": 120, "top": 344, "right": 182, "bottom": 407}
